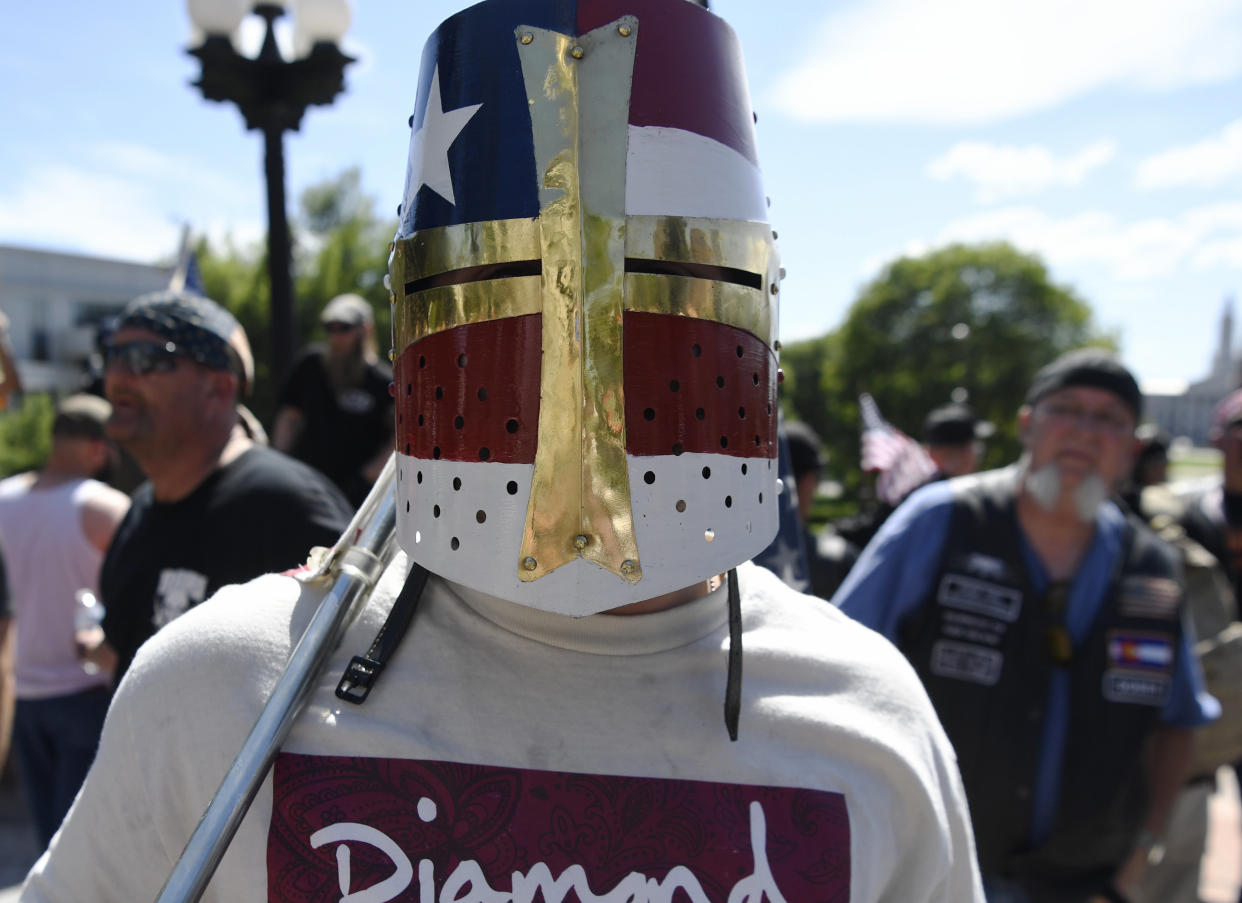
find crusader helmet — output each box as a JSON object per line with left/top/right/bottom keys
{"left": 390, "top": 0, "right": 781, "bottom": 615}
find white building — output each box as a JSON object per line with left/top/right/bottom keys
{"left": 1144, "top": 299, "right": 1238, "bottom": 445}
{"left": 0, "top": 244, "right": 171, "bottom": 394}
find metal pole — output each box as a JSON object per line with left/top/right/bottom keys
{"left": 153, "top": 459, "right": 398, "bottom": 903}
{"left": 263, "top": 123, "right": 295, "bottom": 385}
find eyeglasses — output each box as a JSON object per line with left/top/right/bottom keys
{"left": 1038, "top": 399, "right": 1133, "bottom": 437}
{"left": 102, "top": 340, "right": 187, "bottom": 376}
{"left": 323, "top": 322, "right": 356, "bottom": 334}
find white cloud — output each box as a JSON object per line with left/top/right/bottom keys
{"left": 1135, "top": 118, "right": 1242, "bottom": 190}
{"left": 921, "top": 202, "right": 1242, "bottom": 281}
{"left": 773, "top": 0, "right": 1242, "bottom": 124}
{"left": 0, "top": 146, "right": 263, "bottom": 262}
{"left": 927, "top": 140, "right": 1117, "bottom": 201}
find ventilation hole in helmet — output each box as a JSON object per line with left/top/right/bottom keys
{"left": 477, "top": 387, "right": 488, "bottom": 401}
{"left": 691, "top": 343, "right": 701, "bottom": 357}
{"left": 452, "top": 477, "right": 462, "bottom": 491}
{"left": 479, "top": 447, "right": 490, "bottom": 461}
{"left": 454, "top": 415, "right": 464, "bottom": 429}
{"left": 676, "top": 499, "right": 687, "bottom": 513}
{"left": 450, "top": 537, "right": 460, "bottom": 550}
{"left": 704, "top": 529, "right": 715, "bottom": 542}
{"left": 506, "top": 480, "right": 518, "bottom": 495}
{"left": 406, "top": 383, "right": 412, "bottom": 395}
{"left": 418, "top": 355, "right": 426, "bottom": 369}
{"left": 435, "top": 386, "right": 444, "bottom": 400}
{"left": 720, "top": 436, "right": 729, "bottom": 449}
{"left": 716, "top": 376, "right": 725, "bottom": 389}
{"left": 643, "top": 408, "right": 655, "bottom": 421}
{"left": 741, "top": 462, "right": 749, "bottom": 475}
{"left": 417, "top": 470, "right": 423, "bottom": 484}
{"left": 457, "top": 353, "right": 467, "bottom": 368}
{"left": 405, "top": 442, "right": 411, "bottom": 455}
{"left": 752, "top": 373, "right": 760, "bottom": 386}
{"left": 433, "top": 504, "right": 441, "bottom": 518}
{"left": 506, "top": 418, "right": 519, "bottom": 433}
{"left": 417, "top": 414, "right": 424, "bottom": 427}
{"left": 738, "top": 407, "right": 746, "bottom": 419}
{"left": 669, "top": 379, "right": 680, "bottom": 392}
{"left": 754, "top": 435, "right": 761, "bottom": 446}
{"left": 405, "top": 500, "right": 410, "bottom": 513}
{"left": 398, "top": 467, "right": 403, "bottom": 480}
{"left": 695, "top": 408, "right": 705, "bottom": 421}
{"left": 672, "top": 442, "right": 684, "bottom": 456}
{"left": 736, "top": 345, "right": 744, "bottom": 357}
{"left": 725, "top": 495, "right": 733, "bottom": 508}
{"left": 702, "top": 466, "right": 711, "bottom": 479}
{"left": 759, "top": 492, "right": 764, "bottom": 503}
{"left": 432, "top": 447, "right": 442, "bottom": 460}
{"left": 475, "top": 510, "right": 486, "bottom": 524}
{"left": 644, "top": 470, "right": 655, "bottom": 484}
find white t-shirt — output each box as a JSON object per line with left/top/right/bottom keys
{"left": 21, "top": 558, "right": 982, "bottom": 902}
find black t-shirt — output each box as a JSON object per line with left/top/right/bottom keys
{"left": 100, "top": 445, "right": 353, "bottom": 680}
{"left": 277, "top": 346, "right": 393, "bottom": 505}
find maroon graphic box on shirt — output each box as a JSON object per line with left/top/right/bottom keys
{"left": 268, "top": 753, "right": 850, "bottom": 901}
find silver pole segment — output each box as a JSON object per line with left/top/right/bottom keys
{"left": 154, "top": 455, "right": 399, "bottom": 903}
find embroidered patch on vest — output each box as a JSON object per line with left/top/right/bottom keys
{"left": 1117, "top": 576, "right": 1180, "bottom": 620}
{"left": 267, "top": 753, "right": 852, "bottom": 902}
{"left": 1102, "top": 670, "right": 1171, "bottom": 706}
{"left": 1107, "top": 631, "right": 1174, "bottom": 671}
{"left": 937, "top": 573, "right": 1023, "bottom": 622}
{"left": 930, "top": 639, "right": 1004, "bottom": 685}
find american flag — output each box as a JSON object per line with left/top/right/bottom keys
{"left": 859, "top": 393, "right": 937, "bottom": 506}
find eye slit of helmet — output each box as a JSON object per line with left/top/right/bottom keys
{"left": 404, "top": 260, "right": 542, "bottom": 295}
{"left": 623, "top": 258, "right": 763, "bottom": 291}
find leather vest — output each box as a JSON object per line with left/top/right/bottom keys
{"left": 901, "top": 469, "right": 1184, "bottom": 890}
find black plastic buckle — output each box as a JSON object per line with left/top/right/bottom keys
{"left": 335, "top": 655, "right": 384, "bottom": 704}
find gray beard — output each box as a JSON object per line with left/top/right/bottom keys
{"left": 1021, "top": 459, "right": 1109, "bottom": 522}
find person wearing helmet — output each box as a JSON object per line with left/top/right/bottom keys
{"left": 21, "top": 3, "right": 981, "bottom": 901}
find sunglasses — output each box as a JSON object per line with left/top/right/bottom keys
{"left": 103, "top": 340, "right": 188, "bottom": 376}
{"left": 323, "top": 322, "right": 357, "bottom": 334}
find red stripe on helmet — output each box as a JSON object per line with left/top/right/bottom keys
{"left": 623, "top": 311, "right": 776, "bottom": 458}
{"left": 394, "top": 314, "right": 542, "bottom": 463}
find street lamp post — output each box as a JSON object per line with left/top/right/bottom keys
{"left": 185, "top": 0, "right": 354, "bottom": 384}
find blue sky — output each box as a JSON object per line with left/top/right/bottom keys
{"left": 2, "top": 0, "right": 1240, "bottom": 393}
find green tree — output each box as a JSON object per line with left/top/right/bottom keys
{"left": 0, "top": 393, "right": 55, "bottom": 478}
{"left": 784, "top": 242, "right": 1113, "bottom": 496}
{"left": 196, "top": 167, "right": 398, "bottom": 424}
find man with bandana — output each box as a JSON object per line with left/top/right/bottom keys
{"left": 86, "top": 291, "right": 354, "bottom": 682}
{"left": 20, "top": 2, "right": 982, "bottom": 901}
{"left": 837, "top": 348, "right": 1218, "bottom": 903}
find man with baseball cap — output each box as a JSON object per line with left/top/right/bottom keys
{"left": 838, "top": 347, "right": 1217, "bottom": 902}
{"left": 922, "top": 401, "right": 993, "bottom": 479}
{"left": 87, "top": 290, "right": 354, "bottom": 681}
{"left": 0, "top": 394, "right": 130, "bottom": 846}
{"left": 272, "top": 293, "right": 394, "bottom": 505}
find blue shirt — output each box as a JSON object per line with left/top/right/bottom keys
{"left": 834, "top": 471, "right": 1219, "bottom": 844}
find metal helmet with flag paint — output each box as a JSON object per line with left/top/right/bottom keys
{"left": 390, "top": 0, "right": 781, "bottom": 615}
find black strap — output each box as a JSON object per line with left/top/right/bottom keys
{"left": 335, "top": 563, "right": 430, "bottom": 705}
{"left": 724, "top": 568, "right": 742, "bottom": 742}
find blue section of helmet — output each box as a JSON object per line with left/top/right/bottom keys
{"left": 402, "top": 0, "right": 578, "bottom": 234}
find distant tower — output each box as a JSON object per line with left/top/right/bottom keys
{"left": 1213, "top": 297, "right": 1236, "bottom": 389}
